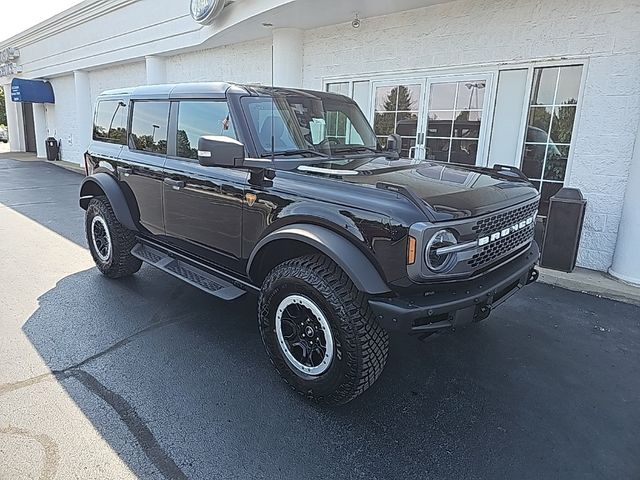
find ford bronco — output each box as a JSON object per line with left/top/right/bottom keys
{"left": 80, "top": 82, "right": 540, "bottom": 405}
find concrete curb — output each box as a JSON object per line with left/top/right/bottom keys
{"left": 538, "top": 267, "right": 640, "bottom": 307}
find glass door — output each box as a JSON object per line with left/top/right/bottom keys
{"left": 420, "top": 75, "right": 493, "bottom": 166}
{"left": 370, "top": 80, "right": 426, "bottom": 158}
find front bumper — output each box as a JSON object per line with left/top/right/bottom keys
{"left": 369, "top": 242, "right": 540, "bottom": 333}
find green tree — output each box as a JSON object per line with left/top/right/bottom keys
{"left": 0, "top": 88, "right": 7, "bottom": 126}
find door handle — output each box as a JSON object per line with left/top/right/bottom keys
{"left": 164, "top": 178, "right": 185, "bottom": 190}
{"left": 119, "top": 167, "right": 133, "bottom": 177}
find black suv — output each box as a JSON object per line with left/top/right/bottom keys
{"left": 81, "top": 82, "right": 540, "bottom": 405}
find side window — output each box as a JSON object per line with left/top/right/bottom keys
{"left": 176, "top": 101, "right": 236, "bottom": 159}
{"left": 93, "top": 100, "right": 127, "bottom": 144}
{"left": 130, "top": 101, "right": 170, "bottom": 154}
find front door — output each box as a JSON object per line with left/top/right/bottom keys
{"left": 162, "top": 100, "right": 245, "bottom": 270}
{"left": 370, "top": 74, "right": 493, "bottom": 166}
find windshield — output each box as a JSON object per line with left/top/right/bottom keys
{"left": 241, "top": 92, "right": 379, "bottom": 158}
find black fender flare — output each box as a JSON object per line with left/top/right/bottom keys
{"left": 79, "top": 173, "right": 137, "bottom": 231}
{"left": 247, "top": 223, "right": 391, "bottom": 295}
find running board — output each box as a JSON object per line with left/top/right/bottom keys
{"left": 131, "top": 243, "right": 246, "bottom": 300}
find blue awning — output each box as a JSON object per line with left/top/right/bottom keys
{"left": 11, "top": 78, "right": 55, "bottom": 104}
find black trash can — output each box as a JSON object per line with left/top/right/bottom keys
{"left": 45, "top": 137, "right": 59, "bottom": 161}
{"left": 540, "top": 187, "right": 587, "bottom": 273}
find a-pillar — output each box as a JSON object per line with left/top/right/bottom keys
{"left": 146, "top": 55, "right": 167, "bottom": 85}
{"left": 2, "top": 83, "right": 25, "bottom": 152}
{"left": 609, "top": 121, "right": 640, "bottom": 285}
{"left": 74, "top": 70, "right": 92, "bottom": 164}
{"left": 272, "top": 28, "right": 303, "bottom": 88}
{"left": 33, "top": 103, "right": 48, "bottom": 159}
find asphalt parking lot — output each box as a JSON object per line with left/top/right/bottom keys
{"left": 0, "top": 157, "right": 639, "bottom": 480}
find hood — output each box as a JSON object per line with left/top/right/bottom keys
{"left": 340, "top": 158, "right": 539, "bottom": 220}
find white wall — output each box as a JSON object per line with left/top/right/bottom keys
{"left": 302, "top": 0, "right": 640, "bottom": 271}
{"left": 165, "top": 38, "right": 272, "bottom": 84}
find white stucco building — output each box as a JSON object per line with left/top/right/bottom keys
{"left": 1, "top": 0, "right": 639, "bottom": 282}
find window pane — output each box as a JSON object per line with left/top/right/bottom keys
{"left": 539, "top": 182, "right": 563, "bottom": 216}
{"left": 528, "top": 106, "right": 553, "bottom": 137}
{"left": 396, "top": 112, "right": 418, "bottom": 136}
{"left": 93, "top": 100, "right": 127, "bottom": 144}
{"left": 130, "top": 102, "right": 170, "bottom": 154}
{"left": 376, "top": 85, "right": 420, "bottom": 111}
{"left": 550, "top": 105, "right": 576, "bottom": 144}
{"left": 456, "top": 81, "right": 486, "bottom": 110}
{"left": 426, "top": 137, "right": 450, "bottom": 162}
{"left": 427, "top": 110, "right": 454, "bottom": 137}
{"left": 401, "top": 137, "right": 416, "bottom": 158}
{"left": 352, "top": 81, "right": 370, "bottom": 114}
{"left": 327, "top": 82, "right": 349, "bottom": 96}
{"left": 522, "top": 143, "right": 546, "bottom": 179}
{"left": 453, "top": 110, "right": 481, "bottom": 138}
{"left": 429, "top": 83, "right": 457, "bottom": 110}
{"left": 450, "top": 139, "right": 478, "bottom": 165}
{"left": 531, "top": 67, "right": 559, "bottom": 105}
{"left": 373, "top": 112, "right": 396, "bottom": 136}
{"left": 556, "top": 65, "right": 582, "bottom": 105}
{"left": 176, "top": 101, "right": 236, "bottom": 159}
{"left": 544, "top": 144, "right": 570, "bottom": 181}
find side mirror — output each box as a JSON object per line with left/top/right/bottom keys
{"left": 197, "top": 136, "right": 245, "bottom": 167}
{"left": 386, "top": 133, "right": 402, "bottom": 155}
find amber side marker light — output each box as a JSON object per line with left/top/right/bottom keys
{"left": 407, "top": 236, "right": 417, "bottom": 265}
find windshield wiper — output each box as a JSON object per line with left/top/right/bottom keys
{"left": 260, "top": 149, "right": 328, "bottom": 158}
{"left": 331, "top": 146, "right": 381, "bottom": 155}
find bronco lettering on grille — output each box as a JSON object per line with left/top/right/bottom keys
{"left": 477, "top": 215, "right": 535, "bottom": 247}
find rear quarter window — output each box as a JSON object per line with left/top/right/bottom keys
{"left": 130, "top": 101, "right": 170, "bottom": 154}
{"left": 93, "top": 100, "right": 127, "bottom": 144}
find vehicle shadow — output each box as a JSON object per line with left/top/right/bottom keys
{"left": 23, "top": 262, "right": 640, "bottom": 480}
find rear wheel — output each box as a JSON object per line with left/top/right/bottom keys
{"left": 258, "top": 254, "right": 389, "bottom": 405}
{"left": 85, "top": 196, "right": 142, "bottom": 278}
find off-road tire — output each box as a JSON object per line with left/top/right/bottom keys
{"left": 258, "top": 254, "right": 389, "bottom": 405}
{"left": 85, "top": 195, "right": 142, "bottom": 278}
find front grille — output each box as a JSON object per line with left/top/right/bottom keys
{"left": 468, "top": 200, "right": 538, "bottom": 269}
{"left": 472, "top": 201, "right": 538, "bottom": 237}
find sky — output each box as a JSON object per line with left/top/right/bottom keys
{"left": 1, "top": 0, "right": 84, "bottom": 43}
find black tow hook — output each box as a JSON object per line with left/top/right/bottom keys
{"left": 527, "top": 268, "right": 539, "bottom": 285}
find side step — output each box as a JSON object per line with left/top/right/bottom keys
{"left": 131, "top": 243, "right": 246, "bottom": 300}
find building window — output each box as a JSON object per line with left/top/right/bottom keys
{"left": 176, "top": 101, "right": 235, "bottom": 160}
{"left": 373, "top": 84, "right": 421, "bottom": 157}
{"left": 425, "top": 80, "right": 486, "bottom": 165}
{"left": 130, "top": 101, "right": 170, "bottom": 154}
{"left": 521, "top": 65, "right": 583, "bottom": 214}
{"left": 93, "top": 100, "right": 127, "bottom": 144}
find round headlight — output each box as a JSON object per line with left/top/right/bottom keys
{"left": 425, "top": 229, "right": 458, "bottom": 272}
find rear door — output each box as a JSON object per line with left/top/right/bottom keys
{"left": 162, "top": 99, "right": 246, "bottom": 270}
{"left": 118, "top": 100, "right": 170, "bottom": 235}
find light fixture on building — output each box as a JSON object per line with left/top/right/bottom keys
{"left": 190, "top": 0, "right": 226, "bottom": 25}
{"left": 352, "top": 13, "right": 361, "bottom": 29}
{"left": 262, "top": 22, "right": 274, "bottom": 28}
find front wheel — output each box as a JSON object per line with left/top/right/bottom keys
{"left": 258, "top": 254, "right": 389, "bottom": 405}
